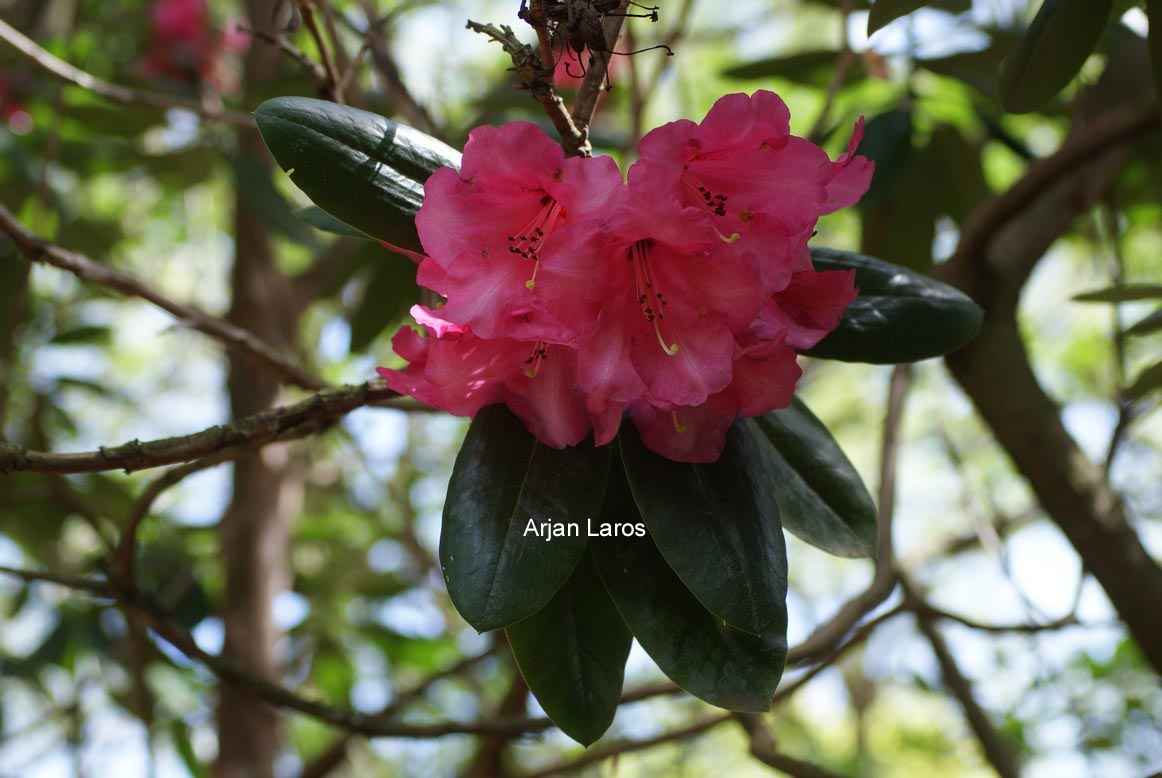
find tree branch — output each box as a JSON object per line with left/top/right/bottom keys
{"left": 0, "top": 381, "right": 399, "bottom": 475}
{"left": 571, "top": 0, "right": 631, "bottom": 133}
{"left": 736, "top": 714, "right": 845, "bottom": 778}
{"left": 937, "top": 71, "right": 1162, "bottom": 672}
{"left": 466, "top": 20, "right": 589, "bottom": 157}
{"left": 0, "top": 18, "right": 255, "bottom": 128}
{"left": 0, "top": 203, "right": 325, "bottom": 391}
{"left": 905, "top": 579, "right": 1021, "bottom": 778}
{"left": 521, "top": 713, "right": 732, "bottom": 777}
{"left": 790, "top": 364, "right": 911, "bottom": 662}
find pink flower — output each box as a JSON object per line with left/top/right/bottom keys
{"left": 414, "top": 122, "right": 625, "bottom": 342}
{"left": 628, "top": 330, "right": 801, "bottom": 462}
{"left": 535, "top": 170, "right": 768, "bottom": 412}
{"left": 633, "top": 91, "right": 872, "bottom": 290}
{"left": 751, "top": 260, "right": 859, "bottom": 350}
{"left": 377, "top": 307, "right": 620, "bottom": 449}
{"left": 380, "top": 90, "right": 873, "bottom": 464}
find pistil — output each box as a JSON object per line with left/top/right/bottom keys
{"left": 629, "top": 239, "right": 679, "bottom": 356}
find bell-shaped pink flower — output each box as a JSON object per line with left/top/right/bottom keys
{"left": 415, "top": 122, "right": 626, "bottom": 342}
{"left": 377, "top": 307, "right": 618, "bottom": 449}
{"left": 633, "top": 91, "right": 872, "bottom": 292}
{"left": 536, "top": 171, "right": 769, "bottom": 413}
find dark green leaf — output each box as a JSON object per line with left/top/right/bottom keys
{"left": 592, "top": 469, "right": 787, "bottom": 711}
{"left": 1073, "top": 284, "right": 1162, "bottom": 303}
{"left": 805, "top": 247, "right": 984, "bottom": 363}
{"left": 234, "top": 156, "right": 315, "bottom": 246}
{"left": 170, "top": 721, "right": 207, "bottom": 778}
{"left": 998, "top": 0, "right": 1115, "bottom": 113}
{"left": 750, "top": 402, "right": 878, "bottom": 558}
{"left": 441, "top": 405, "right": 612, "bottom": 632}
{"left": 295, "top": 206, "right": 373, "bottom": 240}
{"left": 618, "top": 419, "right": 786, "bottom": 635}
{"left": 254, "top": 97, "right": 461, "bottom": 252}
{"left": 1127, "top": 361, "right": 1162, "bottom": 400}
{"left": 926, "top": 125, "right": 991, "bottom": 225}
{"left": 868, "top": 0, "right": 939, "bottom": 35}
{"left": 723, "top": 50, "right": 866, "bottom": 87}
{"left": 51, "top": 325, "right": 111, "bottom": 345}
{"left": 1127, "top": 308, "right": 1162, "bottom": 337}
{"left": 507, "top": 552, "right": 632, "bottom": 745}
{"left": 348, "top": 257, "right": 420, "bottom": 352}
{"left": 917, "top": 36, "right": 1020, "bottom": 100}
{"left": 856, "top": 109, "right": 913, "bottom": 208}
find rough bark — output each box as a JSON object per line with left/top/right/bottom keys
{"left": 938, "top": 43, "right": 1162, "bottom": 673}
{"left": 214, "top": 1, "right": 303, "bottom": 775}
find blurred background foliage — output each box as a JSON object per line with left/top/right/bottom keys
{"left": 0, "top": 0, "right": 1160, "bottom": 776}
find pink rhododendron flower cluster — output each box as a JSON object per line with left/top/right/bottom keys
{"left": 142, "top": 0, "right": 248, "bottom": 91}
{"left": 378, "top": 91, "right": 872, "bottom": 462}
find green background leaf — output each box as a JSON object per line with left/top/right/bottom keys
{"left": 998, "top": 0, "right": 1115, "bottom": 113}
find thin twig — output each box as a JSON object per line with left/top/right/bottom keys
{"left": 911, "top": 600, "right": 1085, "bottom": 634}
{"left": 0, "top": 381, "right": 399, "bottom": 475}
{"left": 117, "top": 453, "right": 240, "bottom": 582}
{"left": 0, "top": 565, "right": 558, "bottom": 739}
{"left": 905, "top": 579, "right": 1021, "bottom": 778}
{"left": 736, "top": 714, "right": 845, "bottom": 778}
{"left": 298, "top": 0, "right": 343, "bottom": 101}
{"left": 466, "top": 20, "right": 588, "bottom": 157}
{"left": 791, "top": 364, "right": 912, "bottom": 662}
{"left": 571, "top": 0, "right": 631, "bottom": 133}
{"left": 0, "top": 565, "right": 115, "bottom": 597}
{"left": 300, "top": 646, "right": 499, "bottom": 778}
{"left": 0, "top": 18, "right": 254, "bottom": 128}
{"left": 522, "top": 713, "right": 732, "bottom": 777}
{"left": 807, "top": 0, "right": 857, "bottom": 144}
{"left": 243, "top": 25, "right": 330, "bottom": 86}
{"left": 0, "top": 203, "right": 325, "bottom": 391}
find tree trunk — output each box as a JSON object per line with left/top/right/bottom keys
{"left": 214, "top": 1, "right": 302, "bottom": 775}
{"left": 938, "top": 41, "right": 1162, "bottom": 673}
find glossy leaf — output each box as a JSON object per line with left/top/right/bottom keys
{"left": 295, "top": 206, "right": 372, "bottom": 240}
{"left": 592, "top": 469, "right": 787, "bottom": 711}
{"left": 440, "top": 405, "right": 612, "bottom": 632}
{"left": 998, "top": 0, "right": 1115, "bottom": 114}
{"left": 507, "top": 552, "right": 632, "bottom": 745}
{"left": 255, "top": 97, "right": 461, "bottom": 252}
{"left": 618, "top": 419, "right": 787, "bottom": 635}
{"left": 750, "top": 401, "right": 878, "bottom": 558}
{"left": 805, "top": 247, "right": 983, "bottom": 363}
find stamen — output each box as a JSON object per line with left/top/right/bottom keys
{"left": 629, "top": 239, "right": 679, "bottom": 356}
{"left": 671, "top": 410, "right": 687, "bottom": 433}
{"left": 522, "top": 341, "right": 549, "bottom": 378}
{"left": 506, "top": 196, "right": 567, "bottom": 289}
{"left": 680, "top": 173, "right": 739, "bottom": 242}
